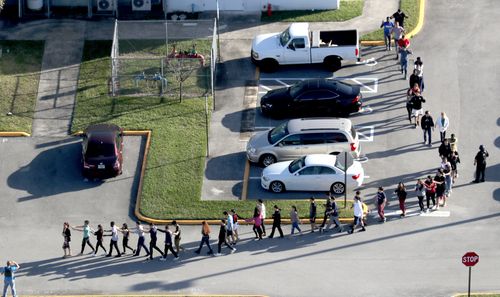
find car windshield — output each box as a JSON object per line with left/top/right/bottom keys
{"left": 289, "top": 81, "right": 306, "bottom": 98}
{"left": 268, "top": 122, "right": 289, "bottom": 144}
{"left": 86, "top": 135, "right": 116, "bottom": 158}
{"left": 279, "top": 28, "right": 291, "bottom": 47}
{"left": 288, "top": 156, "right": 306, "bottom": 173}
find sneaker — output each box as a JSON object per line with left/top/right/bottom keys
{"left": 231, "top": 248, "right": 236, "bottom": 254}
{"left": 159, "top": 257, "right": 167, "bottom": 261}
{"left": 207, "top": 251, "right": 213, "bottom": 255}
{"left": 106, "top": 254, "right": 112, "bottom": 257}
{"left": 132, "top": 249, "right": 136, "bottom": 254}
{"left": 194, "top": 250, "right": 200, "bottom": 254}
{"left": 173, "top": 256, "right": 179, "bottom": 260}
{"left": 214, "top": 253, "right": 221, "bottom": 257}
{"left": 92, "top": 253, "right": 97, "bottom": 257}
{"left": 426, "top": 209, "right": 430, "bottom": 213}
{"left": 383, "top": 218, "right": 387, "bottom": 222}
{"left": 358, "top": 228, "right": 366, "bottom": 232}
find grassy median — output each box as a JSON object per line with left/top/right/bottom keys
{"left": 361, "top": 0, "right": 420, "bottom": 41}
{"left": 261, "top": 0, "right": 363, "bottom": 22}
{"left": 73, "top": 41, "right": 354, "bottom": 220}
{"left": 0, "top": 40, "right": 44, "bottom": 132}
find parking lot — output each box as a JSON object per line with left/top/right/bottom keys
{"left": 244, "top": 46, "right": 414, "bottom": 201}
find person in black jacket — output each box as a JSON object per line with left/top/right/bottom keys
{"left": 473, "top": 145, "right": 489, "bottom": 183}
{"left": 319, "top": 193, "right": 332, "bottom": 232}
{"left": 421, "top": 110, "right": 434, "bottom": 146}
{"left": 409, "top": 69, "right": 422, "bottom": 89}
{"left": 215, "top": 219, "right": 236, "bottom": 256}
{"left": 268, "top": 205, "right": 284, "bottom": 238}
{"left": 438, "top": 139, "right": 453, "bottom": 161}
{"left": 409, "top": 94, "right": 426, "bottom": 127}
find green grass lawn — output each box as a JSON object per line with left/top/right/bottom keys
{"left": 361, "top": 0, "right": 420, "bottom": 41}
{"left": 261, "top": 0, "right": 363, "bottom": 22}
{"left": 0, "top": 40, "right": 44, "bottom": 132}
{"left": 455, "top": 295, "right": 500, "bottom": 297}
{"left": 74, "top": 41, "right": 354, "bottom": 220}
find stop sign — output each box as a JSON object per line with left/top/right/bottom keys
{"left": 462, "top": 252, "right": 479, "bottom": 267}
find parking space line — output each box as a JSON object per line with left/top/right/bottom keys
{"left": 276, "top": 79, "right": 291, "bottom": 87}
{"left": 259, "top": 84, "right": 272, "bottom": 91}
{"left": 241, "top": 159, "right": 250, "bottom": 201}
{"left": 258, "top": 77, "right": 378, "bottom": 94}
{"left": 355, "top": 125, "right": 375, "bottom": 142}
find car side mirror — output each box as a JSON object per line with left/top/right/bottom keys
{"left": 288, "top": 43, "right": 295, "bottom": 51}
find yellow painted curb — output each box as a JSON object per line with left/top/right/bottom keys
{"left": 407, "top": 0, "right": 426, "bottom": 38}
{"left": 241, "top": 159, "right": 250, "bottom": 201}
{"left": 0, "top": 131, "right": 31, "bottom": 137}
{"left": 360, "top": 40, "right": 385, "bottom": 46}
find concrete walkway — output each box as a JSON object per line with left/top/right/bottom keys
{"left": 32, "top": 21, "right": 86, "bottom": 136}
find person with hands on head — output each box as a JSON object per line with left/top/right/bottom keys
{"left": 2, "top": 260, "right": 20, "bottom": 297}
{"left": 71, "top": 220, "right": 95, "bottom": 256}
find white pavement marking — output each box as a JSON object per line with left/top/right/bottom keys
{"left": 259, "top": 84, "right": 272, "bottom": 91}
{"left": 420, "top": 211, "right": 451, "bottom": 217}
{"left": 356, "top": 57, "right": 378, "bottom": 66}
{"left": 356, "top": 125, "right": 375, "bottom": 142}
{"left": 258, "top": 91, "right": 267, "bottom": 94}
{"left": 210, "top": 187, "right": 224, "bottom": 195}
{"left": 383, "top": 209, "right": 451, "bottom": 217}
{"left": 276, "top": 79, "right": 290, "bottom": 87}
{"left": 249, "top": 176, "right": 261, "bottom": 180}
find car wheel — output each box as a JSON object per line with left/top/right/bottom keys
{"left": 270, "top": 181, "right": 285, "bottom": 193}
{"left": 324, "top": 56, "right": 342, "bottom": 72}
{"left": 330, "top": 182, "right": 345, "bottom": 195}
{"left": 260, "top": 59, "right": 279, "bottom": 73}
{"left": 260, "top": 154, "right": 277, "bottom": 167}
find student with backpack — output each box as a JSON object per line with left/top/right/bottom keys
{"left": 1, "top": 260, "right": 20, "bottom": 297}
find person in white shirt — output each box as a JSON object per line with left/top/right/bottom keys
{"left": 257, "top": 199, "right": 267, "bottom": 236}
{"left": 132, "top": 221, "right": 150, "bottom": 257}
{"left": 223, "top": 211, "right": 235, "bottom": 245}
{"left": 106, "top": 221, "right": 121, "bottom": 257}
{"left": 435, "top": 111, "right": 450, "bottom": 142}
{"left": 348, "top": 192, "right": 366, "bottom": 234}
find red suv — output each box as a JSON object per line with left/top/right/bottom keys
{"left": 82, "top": 124, "right": 124, "bottom": 179}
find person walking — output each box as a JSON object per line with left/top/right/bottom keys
{"left": 290, "top": 206, "right": 302, "bottom": 235}
{"left": 473, "top": 145, "right": 489, "bottom": 183}
{"left": 438, "top": 139, "right": 453, "bottom": 161}
{"left": 441, "top": 157, "right": 453, "bottom": 198}
{"left": 391, "top": 8, "right": 408, "bottom": 27}
{"left": 72, "top": 220, "right": 95, "bottom": 256}
{"left": 424, "top": 175, "right": 437, "bottom": 212}
{"left": 375, "top": 187, "right": 387, "bottom": 222}
{"left": 215, "top": 219, "right": 236, "bottom": 256}
{"left": 62, "top": 222, "right": 72, "bottom": 258}
{"left": 448, "top": 133, "right": 458, "bottom": 152}
{"left": 309, "top": 197, "right": 317, "bottom": 233}
{"left": 268, "top": 205, "right": 284, "bottom": 238}
{"left": 380, "top": 17, "right": 394, "bottom": 50}
{"left": 391, "top": 22, "right": 405, "bottom": 58}
{"left": 421, "top": 110, "right": 434, "bottom": 146}
{"left": 414, "top": 57, "right": 425, "bottom": 92}
{"left": 399, "top": 45, "right": 412, "bottom": 79}
{"left": 223, "top": 211, "right": 236, "bottom": 245}
{"left": 319, "top": 192, "right": 332, "bottom": 232}
{"left": 409, "top": 93, "right": 426, "bottom": 127}
{"left": 94, "top": 224, "right": 108, "bottom": 256}
{"left": 171, "top": 220, "right": 185, "bottom": 253}
{"left": 435, "top": 112, "right": 450, "bottom": 142}
{"left": 325, "top": 195, "right": 342, "bottom": 232}
{"left": 415, "top": 179, "right": 426, "bottom": 213}
{"left": 450, "top": 150, "right": 461, "bottom": 183}
{"left": 230, "top": 209, "right": 241, "bottom": 242}
{"left": 434, "top": 169, "right": 446, "bottom": 209}
{"left": 106, "top": 221, "right": 121, "bottom": 257}
{"left": 409, "top": 69, "right": 422, "bottom": 90}
{"left": 348, "top": 194, "right": 366, "bottom": 234}
{"left": 133, "top": 221, "right": 150, "bottom": 257}
{"left": 194, "top": 221, "right": 214, "bottom": 256}
{"left": 406, "top": 84, "right": 420, "bottom": 123}
{"left": 120, "top": 223, "right": 135, "bottom": 255}
{"left": 2, "top": 260, "right": 20, "bottom": 297}
{"left": 146, "top": 223, "right": 164, "bottom": 260}
{"left": 257, "top": 199, "right": 267, "bottom": 236}
{"left": 394, "top": 182, "right": 408, "bottom": 217}
{"left": 246, "top": 209, "right": 263, "bottom": 240}
{"left": 158, "top": 224, "right": 178, "bottom": 261}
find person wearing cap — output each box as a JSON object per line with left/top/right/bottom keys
{"left": 473, "top": 145, "right": 489, "bottom": 183}
{"left": 2, "top": 260, "right": 20, "bottom": 297}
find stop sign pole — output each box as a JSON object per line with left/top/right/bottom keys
{"left": 462, "top": 252, "right": 479, "bottom": 297}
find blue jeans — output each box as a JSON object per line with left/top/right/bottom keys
{"left": 3, "top": 279, "right": 16, "bottom": 297}
{"left": 400, "top": 60, "right": 408, "bottom": 76}
{"left": 291, "top": 222, "right": 301, "bottom": 234}
{"left": 423, "top": 127, "right": 432, "bottom": 144}
{"left": 384, "top": 33, "right": 391, "bottom": 49}
{"left": 196, "top": 235, "right": 213, "bottom": 253}
{"left": 135, "top": 236, "right": 150, "bottom": 256}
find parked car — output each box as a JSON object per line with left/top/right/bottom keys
{"left": 260, "top": 154, "right": 364, "bottom": 194}
{"left": 82, "top": 124, "right": 124, "bottom": 179}
{"left": 251, "top": 22, "right": 360, "bottom": 72}
{"left": 260, "top": 78, "right": 362, "bottom": 118}
{"left": 247, "top": 117, "right": 360, "bottom": 167}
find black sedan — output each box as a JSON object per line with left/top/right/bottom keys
{"left": 260, "top": 78, "right": 362, "bottom": 118}
{"left": 82, "top": 124, "right": 124, "bottom": 179}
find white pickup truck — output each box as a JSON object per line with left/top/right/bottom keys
{"left": 251, "top": 23, "right": 360, "bottom": 72}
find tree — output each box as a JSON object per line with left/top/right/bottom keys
{"left": 165, "top": 57, "right": 200, "bottom": 102}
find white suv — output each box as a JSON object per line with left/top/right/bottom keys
{"left": 246, "top": 118, "right": 361, "bottom": 167}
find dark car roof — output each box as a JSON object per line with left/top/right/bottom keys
{"left": 298, "top": 78, "right": 357, "bottom": 93}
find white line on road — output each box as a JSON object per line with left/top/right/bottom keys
{"left": 259, "top": 84, "right": 272, "bottom": 91}
{"left": 276, "top": 79, "right": 290, "bottom": 87}
{"left": 249, "top": 176, "right": 261, "bottom": 180}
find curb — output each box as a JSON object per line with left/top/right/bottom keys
{"left": 0, "top": 132, "right": 31, "bottom": 137}
{"left": 360, "top": 0, "right": 425, "bottom": 45}
{"left": 452, "top": 293, "right": 500, "bottom": 297}
{"left": 22, "top": 295, "right": 269, "bottom": 297}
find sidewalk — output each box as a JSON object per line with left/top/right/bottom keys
{"left": 32, "top": 20, "right": 86, "bottom": 136}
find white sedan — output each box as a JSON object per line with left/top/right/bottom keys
{"left": 261, "top": 154, "right": 364, "bottom": 194}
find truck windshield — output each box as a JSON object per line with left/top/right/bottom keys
{"left": 268, "top": 121, "right": 289, "bottom": 144}
{"left": 280, "top": 28, "right": 291, "bottom": 47}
